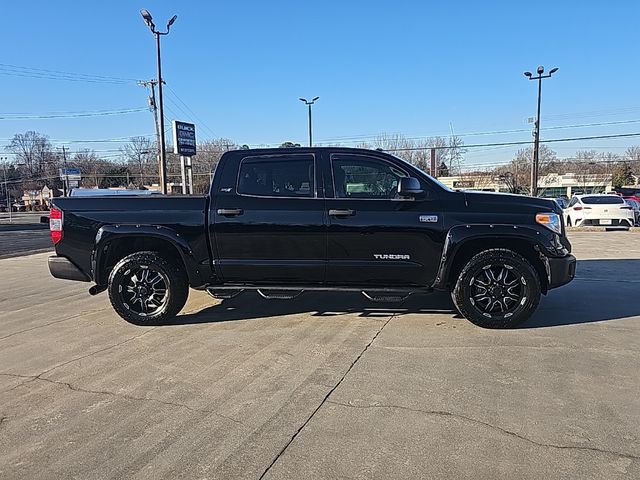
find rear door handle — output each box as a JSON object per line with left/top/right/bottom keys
{"left": 329, "top": 209, "right": 355, "bottom": 217}
{"left": 217, "top": 208, "right": 244, "bottom": 216}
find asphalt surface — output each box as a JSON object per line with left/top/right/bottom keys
{"left": 0, "top": 229, "right": 51, "bottom": 258}
{"left": 0, "top": 232, "right": 639, "bottom": 479}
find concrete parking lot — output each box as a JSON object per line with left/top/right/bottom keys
{"left": 0, "top": 232, "right": 639, "bottom": 479}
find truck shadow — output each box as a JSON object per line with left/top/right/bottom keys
{"left": 522, "top": 259, "right": 640, "bottom": 328}
{"left": 173, "top": 259, "right": 640, "bottom": 329}
{"left": 174, "top": 291, "right": 458, "bottom": 325}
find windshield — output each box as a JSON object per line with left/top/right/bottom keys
{"left": 581, "top": 196, "right": 624, "bottom": 205}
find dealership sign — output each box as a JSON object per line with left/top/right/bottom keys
{"left": 59, "top": 168, "right": 81, "bottom": 181}
{"left": 172, "top": 120, "right": 196, "bottom": 156}
{"left": 453, "top": 180, "right": 475, "bottom": 188}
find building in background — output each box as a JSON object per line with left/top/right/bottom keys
{"left": 438, "top": 173, "right": 618, "bottom": 197}
{"left": 20, "top": 185, "right": 62, "bottom": 209}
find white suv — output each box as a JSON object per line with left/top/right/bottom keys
{"left": 564, "top": 194, "right": 634, "bottom": 227}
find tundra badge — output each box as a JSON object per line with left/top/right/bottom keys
{"left": 419, "top": 215, "right": 438, "bottom": 223}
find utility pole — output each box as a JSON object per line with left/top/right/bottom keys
{"left": 61, "top": 146, "right": 69, "bottom": 197}
{"left": 138, "top": 79, "right": 162, "bottom": 187}
{"left": 299, "top": 97, "right": 319, "bottom": 147}
{"left": 140, "top": 9, "right": 177, "bottom": 194}
{"left": 2, "top": 159, "right": 12, "bottom": 223}
{"left": 524, "top": 66, "right": 558, "bottom": 196}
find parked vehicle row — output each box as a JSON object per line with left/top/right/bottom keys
{"left": 624, "top": 198, "right": 640, "bottom": 226}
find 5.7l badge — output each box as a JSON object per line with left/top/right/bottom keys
{"left": 419, "top": 215, "right": 438, "bottom": 223}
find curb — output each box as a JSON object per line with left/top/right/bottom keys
{"left": 0, "top": 248, "right": 53, "bottom": 260}
{"left": 0, "top": 224, "right": 48, "bottom": 232}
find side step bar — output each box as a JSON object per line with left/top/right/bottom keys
{"left": 205, "top": 285, "right": 429, "bottom": 302}
{"left": 206, "top": 288, "right": 244, "bottom": 300}
{"left": 361, "top": 291, "right": 414, "bottom": 303}
{"left": 257, "top": 289, "right": 303, "bottom": 300}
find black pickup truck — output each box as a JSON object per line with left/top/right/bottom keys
{"left": 48, "top": 147, "right": 576, "bottom": 328}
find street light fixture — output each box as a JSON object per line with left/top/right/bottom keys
{"left": 140, "top": 9, "right": 178, "bottom": 194}
{"left": 524, "top": 65, "right": 559, "bottom": 196}
{"left": 299, "top": 97, "right": 320, "bottom": 147}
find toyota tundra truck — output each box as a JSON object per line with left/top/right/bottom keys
{"left": 48, "top": 147, "right": 576, "bottom": 328}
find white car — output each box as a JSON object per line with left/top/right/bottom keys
{"left": 564, "top": 194, "right": 635, "bottom": 228}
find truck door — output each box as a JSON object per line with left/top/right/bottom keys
{"left": 324, "top": 152, "right": 443, "bottom": 286}
{"left": 212, "top": 152, "right": 326, "bottom": 284}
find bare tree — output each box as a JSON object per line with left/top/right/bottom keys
{"left": 446, "top": 134, "right": 466, "bottom": 174}
{"left": 625, "top": 146, "right": 640, "bottom": 183}
{"left": 5, "top": 131, "right": 55, "bottom": 176}
{"left": 120, "top": 137, "right": 156, "bottom": 186}
{"left": 372, "top": 134, "right": 461, "bottom": 177}
{"left": 72, "top": 149, "right": 115, "bottom": 188}
{"left": 190, "top": 138, "right": 237, "bottom": 193}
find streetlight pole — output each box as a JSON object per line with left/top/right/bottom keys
{"left": 140, "top": 9, "right": 177, "bottom": 194}
{"left": 524, "top": 66, "right": 558, "bottom": 196}
{"left": 1, "top": 158, "right": 11, "bottom": 223}
{"left": 299, "top": 97, "right": 319, "bottom": 147}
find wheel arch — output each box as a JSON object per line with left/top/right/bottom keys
{"left": 435, "top": 226, "right": 550, "bottom": 294}
{"left": 92, "top": 226, "right": 203, "bottom": 287}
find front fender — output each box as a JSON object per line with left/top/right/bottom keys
{"left": 433, "top": 223, "right": 567, "bottom": 290}
{"left": 92, "top": 225, "right": 205, "bottom": 287}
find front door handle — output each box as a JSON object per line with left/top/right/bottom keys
{"left": 329, "top": 209, "right": 355, "bottom": 217}
{"left": 217, "top": 208, "right": 244, "bottom": 216}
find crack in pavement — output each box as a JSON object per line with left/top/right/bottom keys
{"left": 0, "top": 328, "right": 242, "bottom": 426}
{"left": 326, "top": 401, "right": 640, "bottom": 461}
{"left": 0, "top": 328, "right": 157, "bottom": 394}
{"left": 257, "top": 313, "right": 396, "bottom": 480}
{"left": 0, "top": 306, "right": 111, "bottom": 341}
{"left": 0, "top": 371, "right": 242, "bottom": 426}
{"left": 18, "top": 375, "right": 242, "bottom": 425}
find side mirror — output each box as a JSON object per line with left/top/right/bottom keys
{"left": 398, "top": 177, "right": 423, "bottom": 197}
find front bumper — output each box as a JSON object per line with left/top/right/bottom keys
{"left": 48, "top": 255, "right": 91, "bottom": 282}
{"left": 548, "top": 254, "right": 576, "bottom": 289}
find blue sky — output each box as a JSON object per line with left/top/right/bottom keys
{"left": 1, "top": 1, "right": 639, "bottom": 167}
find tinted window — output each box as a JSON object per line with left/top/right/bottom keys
{"left": 581, "top": 196, "right": 624, "bottom": 205}
{"left": 238, "top": 155, "right": 314, "bottom": 197}
{"left": 332, "top": 155, "right": 407, "bottom": 199}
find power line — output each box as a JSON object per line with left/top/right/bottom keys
{"left": 0, "top": 134, "right": 155, "bottom": 144}
{"left": 165, "top": 85, "right": 218, "bottom": 139}
{"left": 0, "top": 108, "right": 148, "bottom": 120}
{"left": 383, "top": 132, "right": 640, "bottom": 152}
{"left": 0, "top": 63, "right": 138, "bottom": 85}
{"left": 314, "top": 119, "right": 640, "bottom": 145}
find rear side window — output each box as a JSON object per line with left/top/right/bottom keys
{"left": 237, "top": 155, "right": 315, "bottom": 198}
{"left": 581, "top": 196, "right": 624, "bottom": 205}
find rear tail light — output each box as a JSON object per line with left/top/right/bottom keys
{"left": 573, "top": 206, "right": 583, "bottom": 210}
{"left": 50, "top": 207, "right": 63, "bottom": 244}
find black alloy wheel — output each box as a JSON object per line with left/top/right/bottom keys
{"left": 452, "top": 248, "right": 541, "bottom": 328}
{"left": 468, "top": 264, "right": 524, "bottom": 316}
{"left": 119, "top": 266, "right": 169, "bottom": 317}
{"left": 108, "top": 251, "right": 189, "bottom": 325}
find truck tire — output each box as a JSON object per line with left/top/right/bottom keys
{"left": 107, "top": 251, "right": 189, "bottom": 325}
{"left": 451, "top": 248, "right": 541, "bottom": 329}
